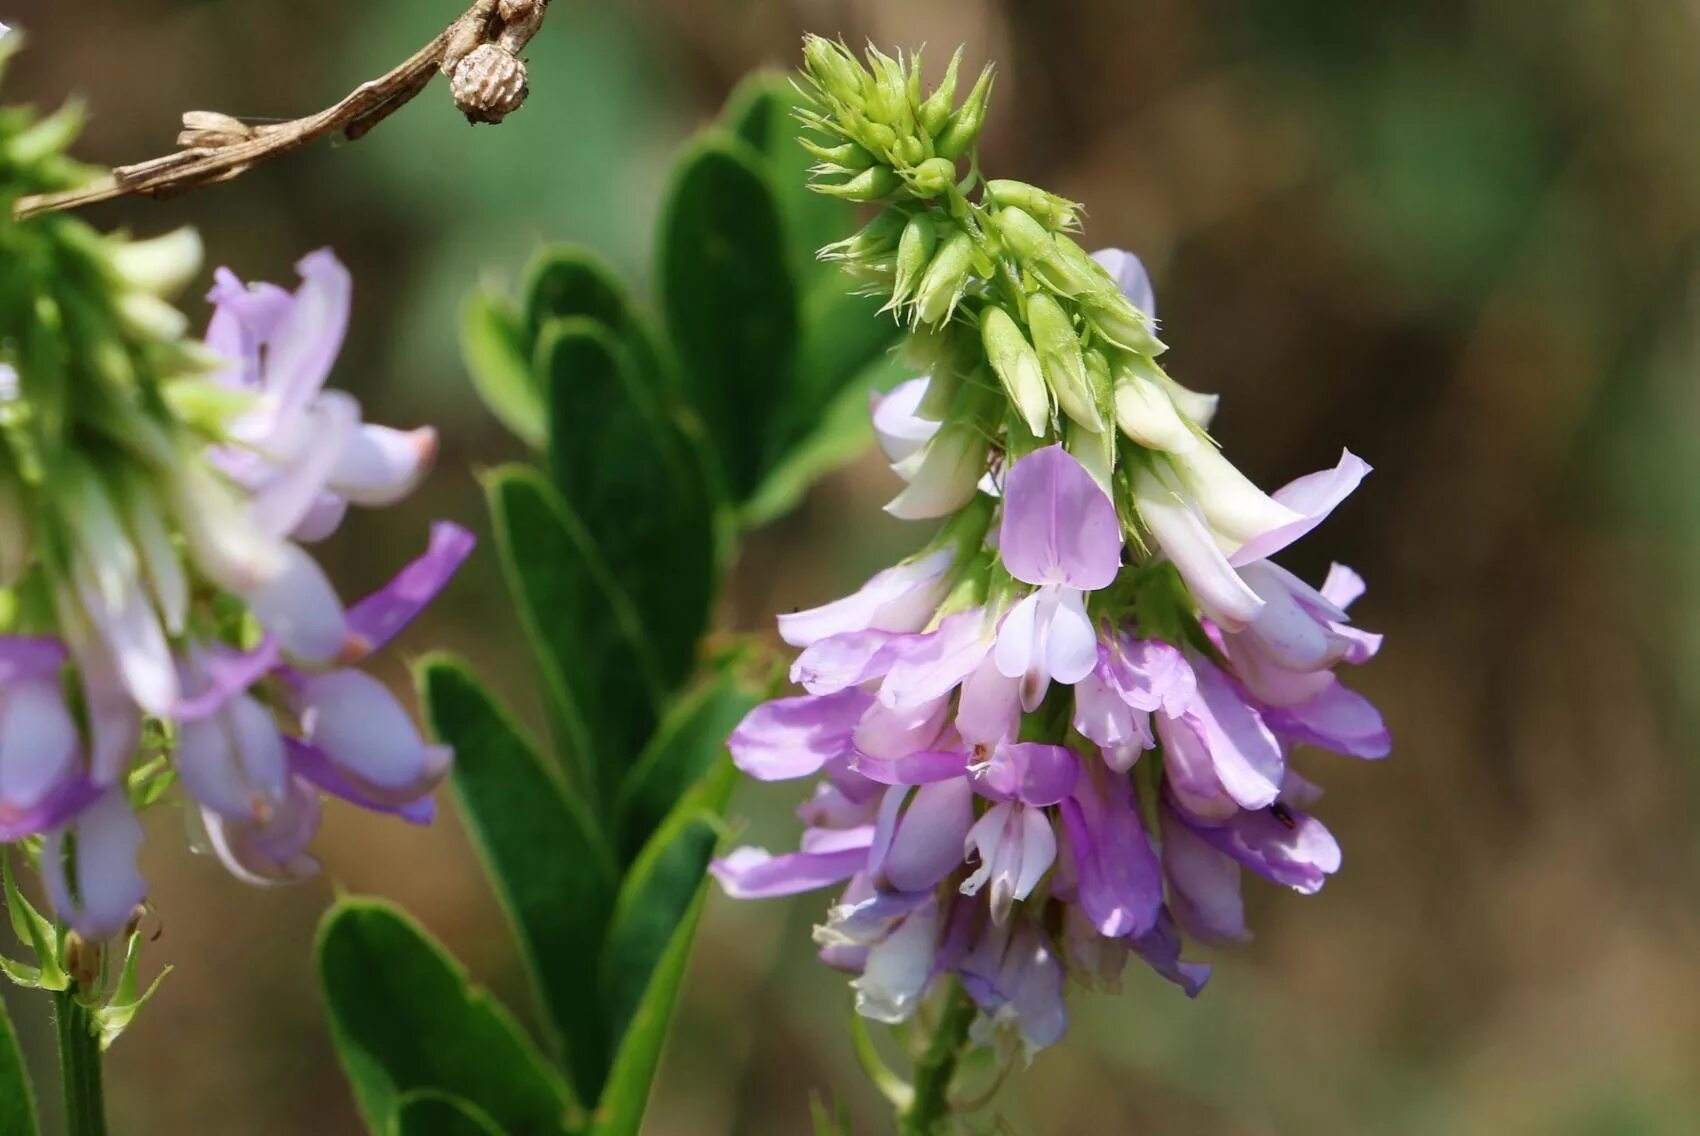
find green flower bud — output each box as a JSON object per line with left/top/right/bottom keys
{"left": 108, "top": 228, "right": 203, "bottom": 299}
{"left": 906, "top": 321, "right": 980, "bottom": 419}
{"left": 815, "top": 164, "right": 902, "bottom": 202}
{"left": 989, "top": 207, "right": 1062, "bottom": 271}
{"left": 918, "top": 48, "right": 964, "bottom": 136}
{"left": 1080, "top": 290, "right": 1161, "bottom": 354}
{"left": 1113, "top": 357, "right": 1198, "bottom": 453}
{"left": 1026, "top": 291, "right": 1100, "bottom": 432}
{"left": 986, "top": 180, "right": 1081, "bottom": 232}
{"left": 906, "top": 156, "right": 958, "bottom": 198}
{"left": 802, "top": 36, "right": 869, "bottom": 109}
{"left": 913, "top": 230, "right": 975, "bottom": 325}
{"left": 801, "top": 138, "right": 877, "bottom": 172}
{"left": 980, "top": 306, "right": 1050, "bottom": 437}
{"left": 893, "top": 214, "right": 938, "bottom": 307}
{"left": 820, "top": 208, "right": 907, "bottom": 263}
{"left": 935, "top": 65, "right": 995, "bottom": 160}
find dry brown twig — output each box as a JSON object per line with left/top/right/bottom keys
{"left": 12, "top": 0, "right": 549, "bottom": 220}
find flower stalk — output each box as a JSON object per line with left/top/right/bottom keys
{"left": 52, "top": 985, "right": 106, "bottom": 1136}
{"left": 897, "top": 984, "right": 976, "bottom": 1136}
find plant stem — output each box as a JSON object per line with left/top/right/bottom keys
{"left": 896, "top": 984, "right": 976, "bottom": 1136}
{"left": 52, "top": 986, "right": 106, "bottom": 1136}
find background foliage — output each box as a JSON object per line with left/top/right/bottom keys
{"left": 4, "top": 0, "right": 1700, "bottom": 1133}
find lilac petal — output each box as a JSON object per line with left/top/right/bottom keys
{"left": 998, "top": 445, "right": 1122, "bottom": 590}
{"left": 295, "top": 670, "right": 449, "bottom": 803}
{"left": 0, "top": 680, "right": 80, "bottom": 811}
{"left": 1132, "top": 463, "right": 1265, "bottom": 630}
{"left": 853, "top": 696, "right": 949, "bottom": 760}
{"left": 1187, "top": 655, "right": 1284, "bottom": 810}
{"left": 290, "top": 492, "right": 349, "bottom": 543}
{"left": 1129, "top": 907, "right": 1210, "bottom": 997}
{"left": 1321, "top": 562, "right": 1367, "bottom": 609}
{"left": 329, "top": 424, "right": 438, "bottom": 508}
{"left": 1045, "top": 588, "right": 1099, "bottom": 685}
{"left": 791, "top": 629, "right": 910, "bottom": 694}
{"left": 853, "top": 748, "right": 969, "bottom": 786}
{"left": 962, "top": 803, "right": 1057, "bottom": 924}
{"left": 877, "top": 608, "right": 993, "bottom": 710}
{"left": 1261, "top": 680, "right": 1391, "bottom": 759}
{"left": 1238, "top": 561, "right": 1340, "bottom": 672}
{"left": 247, "top": 390, "right": 359, "bottom": 537}
{"left": 1160, "top": 805, "right": 1248, "bottom": 943}
{"left": 0, "top": 636, "right": 68, "bottom": 684}
{"left": 175, "top": 693, "right": 290, "bottom": 820}
{"left": 1059, "top": 778, "right": 1163, "bottom": 938}
{"left": 41, "top": 789, "right": 147, "bottom": 940}
{"left": 957, "top": 656, "right": 1021, "bottom": 747}
{"left": 729, "top": 690, "right": 871, "bottom": 781}
{"left": 244, "top": 543, "right": 353, "bottom": 664}
{"left": 0, "top": 776, "right": 102, "bottom": 842}
{"left": 344, "top": 521, "right": 476, "bottom": 654}
{"left": 876, "top": 779, "right": 975, "bottom": 893}
{"left": 1092, "top": 248, "right": 1157, "bottom": 318}
{"left": 1190, "top": 803, "right": 1342, "bottom": 893}
{"left": 68, "top": 638, "right": 143, "bottom": 786}
{"left": 796, "top": 781, "right": 881, "bottom": 828}
{"left": 871, "top": 377, "right": 940, "bottom": 463}
{"left": 711, "top": 836, "right": 873, "bottom": 899}
{"left": 287, "top": 738, "right": 436, "bottom": 824}
{"left": 779, "top": 548, "right": 954, "bottom": 648}
{"left": 973, "top": 742, "right": 1078, "bottom": 806}
{"left": 852, "top": 898, "right": 942, "bottom": 1023}
{"left": 247, "top": 249, "right": 353, "bottom": 441}
{"left": 1109, "top": 636, "right": 1196, "bottom": 717}
{"left": 1153, "top": 710, "right": 1236, "bottom": 822}
{"left": 886, "top": 426, "right": 989, "bottom": 520}
{"left": 173, "top": 640, "right": 281, "bottom": 722}
{"left": 1073, "top": 665, "right": 1149, "bottom": 770}
{"left": 1228, "top": 450, "right": 1371, "bottom": 566}
{"left": 202, "top": 776, "right": 323, "bottom": 886}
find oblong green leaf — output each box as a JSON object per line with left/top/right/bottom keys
{"left": 613, "top": 669, "right": 756, "bottom": 864}
{"left": 484, "top": 464, "right": 661, "bottom": 808}
{"left": 720, "top": 73, "right": 850, "bottom": 285}
{"left": 391, "top": 1091, "right": 511, "bottom": 1136}
{"left": 521, "top": 247, "right": 665, "bottom": 389}
{"left": 0, "top": 989, "right": 39, "bottom": 1136}
{"left": 315, "top": 899, "right": 574, "bottom": 1136}
{"left": 539, "top": 318, "right": 718, "bottom": 695}
{"left": 462, "top": 289, "right": 545, "bottom": 448}
{"left": 421, "top": 656, "right": 616, "bottom": 1106}
{"left": 590, "top": 884, "right": 711, "bottom": 1136}
{"left": 658, "top": 136, "right": 799, "bottom": 500}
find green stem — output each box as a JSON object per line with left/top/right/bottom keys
{"left": 896, "top": 983, "right": 976, "bottom": 1136}
{"left": 52, "top": 986, "right": 106, "bottom": 1136}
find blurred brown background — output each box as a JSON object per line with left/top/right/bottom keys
{"left": 6, "top": 0, "right": 1700, "bottom": 1132}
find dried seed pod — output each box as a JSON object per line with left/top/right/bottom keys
{"left": 451, "top": 43, "right": 529, "bottom": 125}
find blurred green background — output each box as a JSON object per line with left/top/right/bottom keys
{"left": 6, "top": 0, "right": 1700, "bottom": 1132}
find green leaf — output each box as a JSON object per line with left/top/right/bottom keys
{"left": 742, "top": 346, "right": 912, "bottom": 528}
{"left": 538, "top": 318, "right": 719, "bottom": 694}
{"left": 462, "top": 289, "right": 545, "bottom": 448}
{"left": 2, "top": 851, "right": 66, "bottom": 992}
{"left": 484, "top": 464, "right": 661, "bottom": 808}
{"left": 590, "top": 880, "right": 711, "bottom": 1136}
{"left": 720, "top": 74, "right": 850, "bottom": 283}
{"left": 775, "top": 273, "right": 905, "bottom": 455}
{"left": 658, "top": 136, "right": 799, "bottom": 500}
{"left": 94, "top": 924, "right": 172, "bottom": 1050}
{"left": 391, "top": 1091, "right": 511, "bottom": 1136}
{"left": 421, "top": 655, "right": 617, "bottom": 1105}
{"left": 613, "top": 668, "right": 757, "bottom": 864}
{"left": 599, "top": 760, "right": 735, "bottom": 1041}
{"left": 520, "top": 246, "right": 665, "bottom": 388}
{"left": 316, "top": 899, "right": 575, "bottom": 1136}
{"left": 0, "top": 989, "right": 40, "bottom": 1136}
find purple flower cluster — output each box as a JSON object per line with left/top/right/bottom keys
{"left": 0, "top": 252, "right": 470, "bottom": 939}
{"left": 713, "top": 253, "right": 1386, "bottom": 1062}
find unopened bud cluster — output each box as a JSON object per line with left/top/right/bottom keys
{"left": 717, "top": 39, "right": 1389, "bottom": 1069}
{"left": 0, "top": 41, "right": 469, "bottom": 963}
